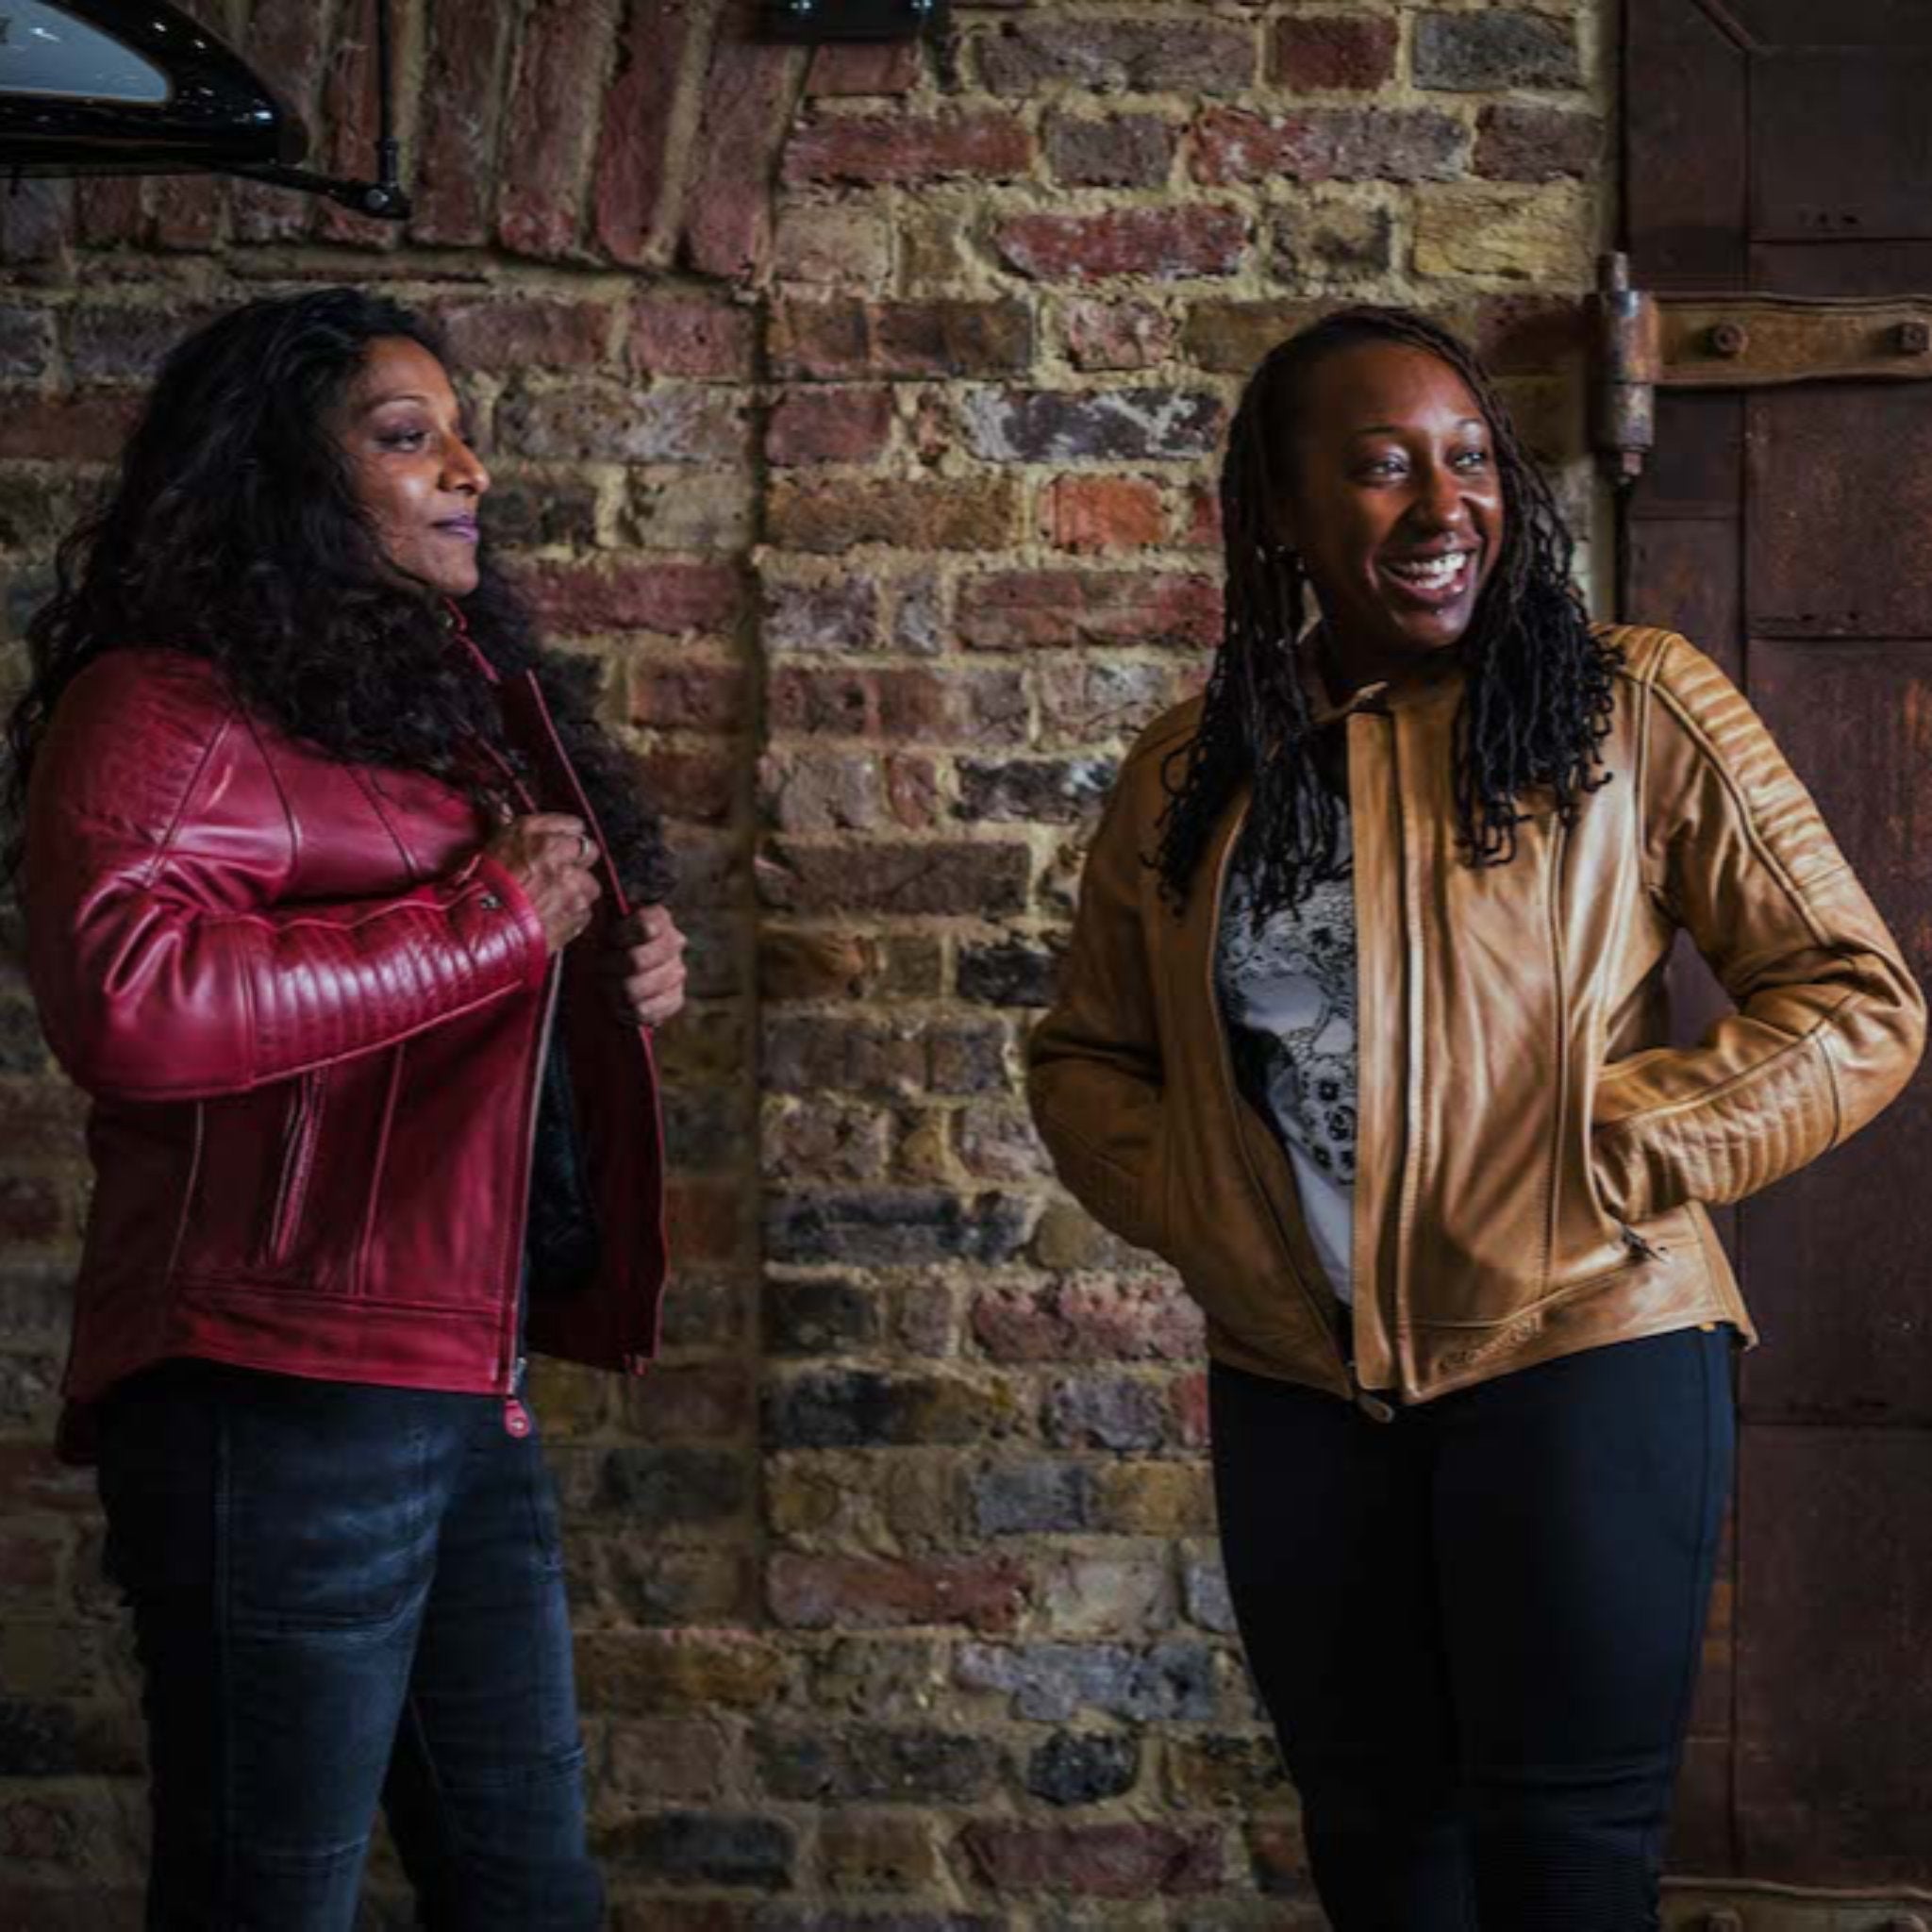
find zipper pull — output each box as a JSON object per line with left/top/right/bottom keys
{"left": 1346, "top": 1359, "right": 1396, "bottom": 1424}
{"left": 503, "top": 1355, "right": 531, "bottom": 1437}
{"left": 1618, "top": 1221, "right": 1668, "bottom": 1261}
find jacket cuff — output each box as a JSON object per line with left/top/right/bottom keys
{"left": 472, "top": 851, "right": 551, "bottom": 995}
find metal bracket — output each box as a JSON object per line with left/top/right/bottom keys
{"left": 758, "top": 0, "right": 949, "bottom": 42}
{"left": 1590, "top": 249, "right": 1932, "bottom": 484}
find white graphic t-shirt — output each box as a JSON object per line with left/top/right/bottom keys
{"left": 1214, "top": 816, "right": 1358, "bottom": 1303}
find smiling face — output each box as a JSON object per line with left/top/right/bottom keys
{"left": 333, "top": 336, "right": 490, "bottom": 598}
{"left": 1275, "top": 339, "right": 1506, "bottom": 692}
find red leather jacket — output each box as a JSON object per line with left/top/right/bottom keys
{"left": 26, "top": 643, "right": 669, "bottom": 1443}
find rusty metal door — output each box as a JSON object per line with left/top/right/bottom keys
{"left": 1617, "top": 1, "right": 1932, "bottom": 1920}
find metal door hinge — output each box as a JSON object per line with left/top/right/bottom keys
{"left": 1590, "top": 250, "right": 1932, "bottom": 484}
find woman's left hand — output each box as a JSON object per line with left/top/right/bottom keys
{"left": 602, "top": 905, "right": 688, "bottom": 1029}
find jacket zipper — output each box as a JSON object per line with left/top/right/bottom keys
{"left": 501, "top": 960, "right": 561, "bottom": 1440}
{"left": 266, "top": 1071, "right": 324, "bottom": 1267}
{"left": 1208, "top": 801, "right": 1361, "bottom": 1408}
{"left": 516, "top": 669, "right": 668, "bottom": 1374}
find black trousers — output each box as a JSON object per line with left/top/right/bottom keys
{"left": 1209, "top": 1327, "right": 1734, "bottom": 1930}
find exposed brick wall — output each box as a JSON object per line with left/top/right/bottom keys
{"left": 0, "top": 1, "right": 1607, "bottom": 1922}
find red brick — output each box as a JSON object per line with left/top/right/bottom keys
{"left": 1041, "top": 477, "right": 1167, "bottom": 555}
{"left": 960, "top": 1821, "right": 1223, "bottom": 1898}
{"left": 1061, "top": 300, "right": 1176, "bottom": 373}
{"left": 1043, "top": 114, "right": 1175, "bottom": 189}
{"left": 615, "top": 1362, "right": 755, "bottom": 1441}
{"left": 977, "top": 20, "right": 1254, "bottom": 96}
{"left": 758, "top": 839, "right": 1030, "bottom": 918}
{"left": 1474, "top": 294, "right": 1590, "bottom": 375}
{"left": 1173, "top": 1369, "right": 1210, "bottom": 1450}
{"left": 433, "top": 298, "right": 611, "bottom": 372}
{"left": 648, "top": 747, "right": 740, "bottom": 824}
{"left": 75, "top": 177, "right": 145, "bottom": 250}
{"left": 771, "top": 299, "right": 1034, "bottom": 380}
{"left": 665, "top": 1176, "right": 748, "bottom": 1264}
{"left": 784, "top": 112, "right": 1032, "bottom": 186}
{"left": 758, "top": 930, "right": 879, "bottom": 1002}
{"left": 1192, "top": 108, "right": 1465, "bottom": 187}
{"left": 1181, "top": 298, "right": 1326, "bottom": 375}
{"left": 234, "top": 0, "right": 331, "bottom": 242}
{"left": 498, "top": 0, "right": 619, "bottom": 259}
{"left": 1178, "top": 481, "right": 1222, "bottom": 551}
{"left": 412, "top": 0, "right": 515, "bottom": 244}
{"left": 149, "top": 175, "right": 225, "bottom": 254}
{"left": 1246, "top": 1818, "right": 1318, "bottom": 1898}
{"left": 593, "top": 0, "right": 706, "bottom": 267}
{"left": 995, "top": 208, "right": 1247, "bottom": 283}
{"left": 518, "top": 560, "right": 742, "bottom": 638}
{"left": 972, "top": 1279, "right": 1203, "bottom": 1363}
{"left": 767, "top": 1554, "right": 1030, "bottom": 1633}
{"left": 958, "top": 571, "right": 1221, "bottom": 651}
{"left": 768, "top": 476, "right": 1019, "bottom": 553}
{"left": 0, "top": 394, "right": 141, "bottom": 462}
{"left": 1272, "top": 14, "right": 1400, "bottom": 92}
{"left": 767, "top": 666, "right": 1026, "bottom": 745}
{"left": 627, "top": 296, "right": 758, "bottom": 380}
{"left": 1475, "top": 105, "right": 1605, "bottom": 182}
{"left": 806, "top": 41, "right": 923, "bottom": 96}
{"left": 315, "top": 0, "right": 420, "bottom": 250}
{"left": 681, "top": 25, "right": 808, "bottom": 281}
{"left": 766, "top": 388, "right": 894, "bottom": 466}
{"left": 630, "top": 662, "right": 750, "bottom": 732}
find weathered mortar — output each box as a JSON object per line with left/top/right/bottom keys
{"left": 0, "top": 1, "right": 1607, "bottom": 1922}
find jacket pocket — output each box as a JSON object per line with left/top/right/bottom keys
{"left": 262, "top": 1069, "right": 326, "bottom": 1269}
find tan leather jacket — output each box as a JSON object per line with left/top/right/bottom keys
{"left": 1028, "top": 626, "right": 1925, "bottom": 1407}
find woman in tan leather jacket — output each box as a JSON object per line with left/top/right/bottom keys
{"left": 1028, "top": 308, "right": 1923, "bottom": 1929}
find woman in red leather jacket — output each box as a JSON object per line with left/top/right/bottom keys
{"left": 5, "top": 289, "right": 688, "bottom": 1930}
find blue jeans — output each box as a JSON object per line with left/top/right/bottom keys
{"left": 96, "top": 1362, "right": 604, "bottom": 1931}
{"left": 1210, "top": 1326, "right": 1736, "bottom": 1930}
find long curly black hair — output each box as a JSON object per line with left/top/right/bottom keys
{"left": 1157, "top": 306, "right": 1619, "bottom": 915}
{"left": 5, "top": 288, "right": 673, "bottom": 904}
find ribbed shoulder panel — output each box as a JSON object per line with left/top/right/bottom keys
{"left": 41, "top": 648, "right": 241, "bottom": 845}
{"left": 1650, "top": 631, "right": 1843, "bottom": 894}
{"left": 1596, "top": 622, "right": 1681, "bottom": 691}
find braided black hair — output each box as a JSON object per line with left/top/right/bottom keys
{"left": 1156, "top": 306, "right": 1619, "bottom": 915}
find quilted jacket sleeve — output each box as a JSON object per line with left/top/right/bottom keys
{"left": 25, "top": 653, "right": 549, "bottom": 1104}
{"left": 1591, "top": 635, "right": 1925, "bottom": 1221}
{"left": 1025, "top": 745, "right": 1171, "bottom": 1255}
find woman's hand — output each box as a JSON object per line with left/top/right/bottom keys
{"left": 485, "top": 813, "right": 601, "bottom": 955}
{"left": 601, "top": 905, "right": 688, "bottom": 1029}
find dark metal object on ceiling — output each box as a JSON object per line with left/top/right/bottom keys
{"left": 759, "top": 0, "right": 950, "bottom": 42}
{"left": 0, "top": 0, "right": 409, "bottom": 219}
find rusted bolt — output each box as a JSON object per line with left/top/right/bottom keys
{"left": 1702, "top": 1912, "right": 1743, "bottom": 1932}
{"left": 1708, "top": 323, "right": 1749, "bottom": 358}
{"left": 1896, "top": 321, "right": 1931, "bottom": 356}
